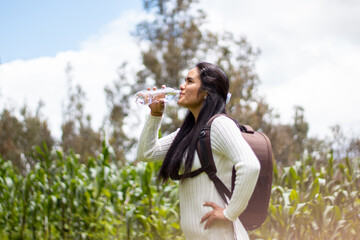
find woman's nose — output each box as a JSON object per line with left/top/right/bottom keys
{"left": 180, "top": 83, "right": 185, "bottom": 90}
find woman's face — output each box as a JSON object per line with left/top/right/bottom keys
{"left": 178, "top": 67, "right": 206, "bottom": 112}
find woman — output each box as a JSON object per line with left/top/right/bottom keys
{"left": 137, "top": 62, "right": 260, "bottom": 240}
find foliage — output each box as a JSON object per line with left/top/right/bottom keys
{"left": 0, "top": 143, "right": 182, "bottom": 240}
{"left": 1, "top": 141, "right": 359, "bottom": 239}
{"left": 132, "top": 0, "right": 211, "bottom": 134}
{"left": 250, "top": 154, "right": 360, "bottom": 240}
{"left": 61, "top": 63, "right": 101, "bottom": 163}
{"left": 0, "top": 103, "right": 54, "bottom": 174}
{"left": 103, "top": 62, "right": 137, "bottom": 165}
{"left": 132, "top": 0, "right": 276, "bottom": 140}
{"left": 265, "top": 106, "right": 311, "bottom": 166}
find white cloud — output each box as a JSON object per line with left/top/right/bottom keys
{"left": 200, "top": 0, "right": 360, "bottom": 137}
{"left": 0, "top": 9, "right": 143, "bottom": 139}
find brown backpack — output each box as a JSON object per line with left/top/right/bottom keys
{"left": 179, "top": 114, "right": 273, "bottom": 230}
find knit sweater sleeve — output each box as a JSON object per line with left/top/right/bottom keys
{"left": 210, "top": 116, "right": 260, "bottom": 221}
{"left": 136, "top": 115, "right": 179, "bottom": 162}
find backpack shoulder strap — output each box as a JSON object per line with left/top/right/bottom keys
{"left": 196, "top": 113, "right": 234, "bottom": 203}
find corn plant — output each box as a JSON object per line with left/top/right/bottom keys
{"left": 250, "top": 154, "right": 360, "bottom": 240}
{"left": 0, "top": 143, "right": 182, "bottom": 240}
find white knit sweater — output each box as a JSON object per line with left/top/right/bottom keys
{"left": 137, "top": 115, "right": 260, "bottom": 240}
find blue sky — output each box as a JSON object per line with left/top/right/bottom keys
{"left": 0, "top": 1, "right": 142, "bottom": 63}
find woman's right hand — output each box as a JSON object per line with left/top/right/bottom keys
{"left": 149, "top": 85, "right": 166, "bottom": 117}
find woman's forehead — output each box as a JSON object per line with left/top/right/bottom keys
{"left": 187, "top": 67, "right": 199, "bottom": 78}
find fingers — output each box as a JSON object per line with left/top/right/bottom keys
{"left": 201, "top": 210, "right": 218, "bottom": 230}
{"left": 147, "top": 85, "right": 166, "bottom": 90}
{"left": 201, "top": 202, "right": 229, "bottom": 230}
{"left": 203, "top": 201, "right": 219, "bottom": 209}
{"left": 147, "top": 86, "right": 157, "bottom": 91}
{"left": 200, "top": 211, "right": 211, "bottom": 224}
{"left": 201, "top": 202, "right": 218, "bottom": 229}
{"left": 204, "top": 216, "right": 215, "bottom": 230}
{"left": 204, "top": 215, "right": 214, "bottom": 230}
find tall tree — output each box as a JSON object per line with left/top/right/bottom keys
{"left": 206, "top": 33, "right": 274, "bottom": 132}
{"left": 0, "top": 102, "right": 53, "bottom": 173}
{"left": 292, "top": 106, "right": 309, "bottom": 156}
{"left": 0, "top": 108, "right": 24, "bottom": 170}
{"left": 347, "top": 136, "right": 360, "bottom": 159}
{"left": 263, "top": 106, "right": 310, "bottom": 165}
{"left": 133, "top": 0, "right": 211, "bottom": 133}
{"left": 133, "top": 0, "right": 275, "bottom": 138}
{"left": 103, "top": 62, "right": 136, "bottom": 164}
{"left": 327, "top": 124, "right": 360, "bottom": 160}
{"left": 61, "top": 63, "right": 100, "bottom": 163}
{"left": 132, "top": 0, "right": 277, "bottom": 156}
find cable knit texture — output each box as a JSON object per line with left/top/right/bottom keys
{"left": 137, "top": 115, "right": 260, "bottom": 240}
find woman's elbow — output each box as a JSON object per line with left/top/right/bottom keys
{"left": 246, "top": 155, "right": 261, "bottom": 177}
{"left": 136, "top": 152, "right": 148, "bottom": 162}
{"left": 136, "top": 149, "right": 155, "bottom": 162}
{"left": 234, "top": 155, "right": 260, "bottom": 177}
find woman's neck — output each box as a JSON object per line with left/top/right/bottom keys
{"left": 189, "top": 104, "right": 203, "bottom": 123}
{"left": 191, "top": 109, "right": 200, "bottom": 123}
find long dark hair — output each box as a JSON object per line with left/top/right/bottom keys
{"left": 157, "top": 62, "right": 229, "bottom": 182}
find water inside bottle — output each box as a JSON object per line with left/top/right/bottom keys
{"left": 135, "top": 88, "right": 180, "bottom": 105}
{"left": 163, "top": 90, "right": 180, "bottom": 102}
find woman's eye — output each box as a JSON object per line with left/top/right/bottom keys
{"left": 184, "top": 78, "right": 193, "bottom": 84}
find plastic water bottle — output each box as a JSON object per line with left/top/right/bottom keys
{"left": 135, "top": 87, "right": 180, "bottom": 105}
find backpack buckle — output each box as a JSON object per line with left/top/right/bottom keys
{"left": 199, "top": 130, "right": 206, "bottom": 138}
{"left": 199, "top": 127, "right": 210, "bottom": 138}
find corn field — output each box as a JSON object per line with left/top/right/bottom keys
{"left": 251, "top": 154, "right": 360, "bottom": 240}
{"left": 0, "top": 144, "right": 359, "bottom": 239}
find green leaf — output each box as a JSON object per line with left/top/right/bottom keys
{"left": 333, "top": 205, "right": 342, "bottom": 222}
{"left": 288, "top": 167, "right": 298, "bottom": 189}
{"left": 102, "top": 188, "right": 111, "bottom": 198}
{"left": 327, "top": 153, "right": 334, "bottom": 177}
{"left": 171, "top": 222, "right": 180, "bottom": 230}
{"left": 289, "top": 189, "right": 299, "bottom": 203}
{"left": 308, "top": 178, "right": 320, "bottom": 200}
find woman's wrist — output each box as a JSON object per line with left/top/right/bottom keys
{"left": 150, "top": 111, "right": 163, "bottom": 117}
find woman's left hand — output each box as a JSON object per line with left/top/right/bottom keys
{"left": 200, "top": 202, "right": 231, "bottom": 229}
